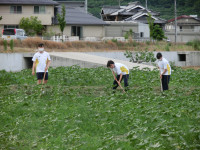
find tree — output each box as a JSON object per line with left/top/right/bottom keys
{"left": 147, "top": 13, "right": 166, "bottom": 41}
{"left": 19, "top": 16, "right": 44, "bottom": 36}
{"left": 152, "top": 25, "right": 166, "bottom": 41}
{"left": 0, "top": 16, "right": 2, "bottom": 21}
{"left": 147, "top": 13, "right": 154, "bottom": 41}
{"left": 57, "top": 4, "right": 66, "bottom": 42}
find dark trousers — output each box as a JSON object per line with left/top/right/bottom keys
{"left": 162, "top": 75, "right": 170, "bottom": 91}
{"left": 113, "top": 74, "right": 129, "bottom": 90}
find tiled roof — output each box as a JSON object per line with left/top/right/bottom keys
{"left": 0, "top": 0, "right": 58, "bottom": 5}
{"left": 167, "top": 15, "right": 200, "bottom": 23}
{"left": 54, "top": 6, "right": 107, "bottom": 25}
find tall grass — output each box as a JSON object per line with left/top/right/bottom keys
{"left": 186, "top": 39, "right": 200, "bottom": 51}
{"left": 3, "top": 40, "right": 7, "bottom": 51}
{"left": 10, "top": 39, "right": 14, "bottom": 51}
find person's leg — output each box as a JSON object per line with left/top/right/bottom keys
{"left": 123, "top": 74, "right": 129, "bottom": 90}
{"left": 162, "top": 75, "right": 169, "bottom": 91}
{"left": 36, "top": 72, "right": 43, "bottom": 85}
{"left": 44, "top": 72, "right": 48, "bottom": 84}
{"left": 113, "top": 75, "right": 120, "bottom": 89}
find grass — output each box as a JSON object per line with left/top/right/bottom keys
{"left": 0, "top": 66, "right": 200, "bottom": 149}
{"left": 0, "top": 38, "right": 195, "bottom": 53}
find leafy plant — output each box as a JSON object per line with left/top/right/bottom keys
{"left": 3, "top": 40, "right": 7, "bottom": 51}
{"left": 0, "top": 67, "right": 200, "bottom": 149}
{"left": 124, "top": 29, "right": 133, "bottom": 40}
{"left": 19, "top": 16, "right": 44, "bottom": 36}
{"left": 124, "top": 49, "right": 156, "bottom": 63}
{"left": 10, "top": 39, "right": 14, "bottom": 51}
{"left": 186, "top": 39, "right": 200, "bottom": 51}
{"left": 152, "top": 25, "right": 166, "bottom": 41}
{"left": 165, "top": 43, "right": 170, "bottom": 51}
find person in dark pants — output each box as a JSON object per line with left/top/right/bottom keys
{"left": 156, "top": 53, "right": 171, "bottom": 91}
{"left": 107, "top": 60, "right": 129, "bottom": 91}
{"left": 32, "top": 43, "right": 51, "bottom": 84}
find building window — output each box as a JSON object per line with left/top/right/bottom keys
{"left": 10, "top": 6, "right": 22, "bottom": 14}
{"left": 180, "top": 26, "right": 182, "bottom": 31}
{"left": 4, "top": 25, "right": 19, "bottom": 29}
{"left": 34, "top": 6, "right": 45, "bottom": 14}
{"left": 71, "top": 26, "right": 83, "bottom": 39}
{"left": 140, "top": 32, "right": 144, "bottom": 38}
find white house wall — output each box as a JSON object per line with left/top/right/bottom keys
{"left": 47, "top": 25, "right": 105, "bottom": 38}
{"left": 138, "top": 23, "right": 149, "bottom": 38}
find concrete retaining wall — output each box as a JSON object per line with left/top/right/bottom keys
{"left": 0, "top": 53, "right": 26, "bottom": 72}
{"left": 84, "top": 51, "right": 200, "bottom": 67}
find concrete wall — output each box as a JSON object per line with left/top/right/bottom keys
{"left": 47, "top": 25, "right": 71, "bottom": 36}
{"left": 0, "top": 5, "right": 54, "bottom": 25}
{"left": 138, "top": 23, "right": 150, "bottom": 38}
{"left": 165, "top": 32, "right": 200, "bottom": 43}
{"left": 105, "top": 22, "right": 138, "bottom": 37}
{"left": 0, "top": 53, "right": 26, "bottom": 72}
{"left": 83, "top": 26, "right": 105, "bottom": 38}
{"left": 50, "top": 55, "right": 104, "bottom": 68}
{"left": 84, "top": 51, "right": 200, "bottom": 67}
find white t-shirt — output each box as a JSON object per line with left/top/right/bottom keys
{"left": 157, "top": 58, "right": 171, "bottom": 75}
{"left": 112, "top": 63, "right": 129, "bottom": 75}
{"left": 32, "top": 51, "right": 51, "bottom": 73}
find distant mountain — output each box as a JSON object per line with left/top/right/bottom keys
{"left": 54, "top": 0, "right": 200, "bottom": 20}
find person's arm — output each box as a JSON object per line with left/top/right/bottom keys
{"left": 112, "top": 71, "right": 117, "bottom": 81}
{"left": 45, "top": 60, "right": 51, "bottom": 72}
{"left": 118, "top": 73, "right": 123, "bottom": 83}
{"left": 32, "top": 61, "right": 36, "bottom": 75}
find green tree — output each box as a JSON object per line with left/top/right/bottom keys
{"left": 147, "top": 13, "right": 154, "bottom": 41}
{"left": 152, "top": 25, "right": 166, "bottom": 41}
{"left": 57, "top": 5, "right": 66, "bottom": 42}
{"left": 0, "top": 16, "right": 2, "bottom": 21}
{"left": 19, "top": 16, "right": 44, "bottom": 36}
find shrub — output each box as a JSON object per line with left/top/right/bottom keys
{"left": 10, "top": 39, "right": 14, "bottom": 51}
{"left": 3, "top": 40, "right": 7, "bottom": 51}
{"left": 186, "top": 40, "right": 200, "bottom": 51}
{"left": 165, "top": 43, "right": 170, "bottom": 51}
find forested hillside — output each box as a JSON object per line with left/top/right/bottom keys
{"left": 55, "top": 0, "right": 200, "bottom": 20}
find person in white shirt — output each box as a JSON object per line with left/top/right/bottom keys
{"left": 156, "top": 52, "right": 171, "bottom": 91}
{"left": 32, "top": 43, "right": 51, "bottom": 84}
{"left": 107, "top": 60, "right": 129, "bottom": 91}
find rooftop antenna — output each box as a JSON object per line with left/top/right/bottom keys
{"left": 85, "top": 0, "right": 87, "bottom": 13}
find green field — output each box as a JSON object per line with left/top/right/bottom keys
{"left": 0, "top": 66, "right": 200, "bottom": 150}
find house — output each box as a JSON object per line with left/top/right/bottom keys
{"left": 165, "top": 15, "right": 200, "bottom": 42}
{"left": 0, "top": 0, "right": 107, "bottom": 40}
{"left": 0, "top": 0, "right": 58, "bottom": 32}
{"left": 48, "top": 1, "right": 107, "bottom": 40}
{"left": 101, "top": 1, "right": 166, "bottom": 27}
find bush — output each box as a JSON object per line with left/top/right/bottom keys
{"left": 3, "top": 40, "right": 7, "bottom": 51}
{"left": 10, "top": 39, "right": 14, "bottom": 51}
{"left": 186, "top": 40, "right": 200, "bottom": 51}
{"left": 165, "top": 43, "right": 170, "bottom": 51}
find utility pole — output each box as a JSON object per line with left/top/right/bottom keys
{"left": 146, "top": 0, "right": 147, "bottom": 9}
{"left": 119, "top": 0, "right": 121, "bottom": 6}
{"left": 174, "top": 0, "right": 177, "bottom": 44}
{"left": 85, "top": 0, "right": 87, "bottom": 13}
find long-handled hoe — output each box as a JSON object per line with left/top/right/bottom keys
{"left": 118, "top": 82, "right": 126, "bottom": 93}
